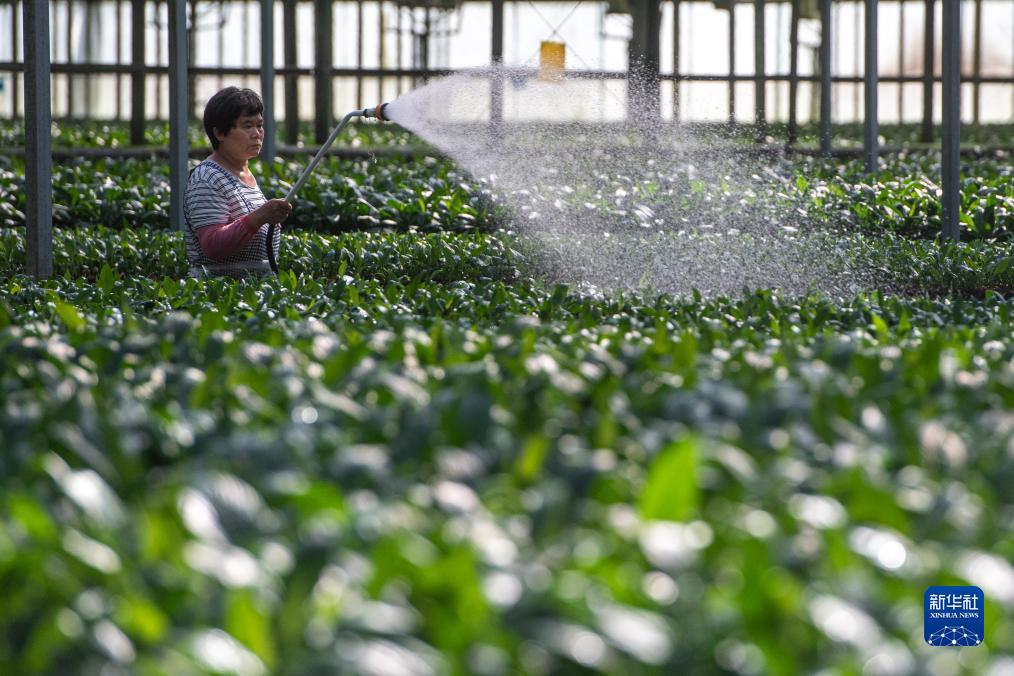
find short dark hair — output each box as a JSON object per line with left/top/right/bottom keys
{"left": 203, "top": 87, "right": 264, "bottom": 149}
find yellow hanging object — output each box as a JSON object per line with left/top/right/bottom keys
{"left": 539, "top": 41, "right": 566, "bottom": 82}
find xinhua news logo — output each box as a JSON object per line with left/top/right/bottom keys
{"left": 924, "top": 586, "right": 984, "bottom": 647}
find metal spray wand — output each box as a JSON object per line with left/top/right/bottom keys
{"left": 267, "top": 103, "right": 391, "bottom": 273}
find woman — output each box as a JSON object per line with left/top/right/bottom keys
{"left": 185, "top": 87, "right": 292, "bottom": 278}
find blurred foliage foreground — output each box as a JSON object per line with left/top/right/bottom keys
{"left": 0, "top": 140, "right": 1013, "bottom": 675}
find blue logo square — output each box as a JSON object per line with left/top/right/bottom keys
{"left": 924, "top": 586, "right": 984, "bottom": 647}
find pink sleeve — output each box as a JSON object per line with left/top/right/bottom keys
{"left": 196, "top": 215, "right": 260, "bottom": 261}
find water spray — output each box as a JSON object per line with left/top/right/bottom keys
{"left": 267, "top": 103, "right": 391, "bottom": 273}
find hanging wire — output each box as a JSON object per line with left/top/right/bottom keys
{"left": 527, "top": 0, "right": 584, "bottom": 41}
{"left": 519, "top": 1, "right": 602, "bottom": 72}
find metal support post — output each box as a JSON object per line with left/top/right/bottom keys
{"left": 971, "top": 0, "right": 981, "bottom": 123}
{"left": 154, "top": 2, "right": 161, "bottom": 116}
{"left": 283, "top": 0, "right": 298, "bottom": 144}
{"left": 67, "top": 0, "right": 76, "bottom": 116}
{"left": 131, "top": 0, "right": 145, "bottom": 145}
{"left": 12, "top": 0, "right": 21, "bottom": 118}
{"left": 628, "top": 0, "right": 662, "bottom": 124}
{"left": 422, "top": 8, "right": 430, "bottom": 84}
{"left": 314, "top": 0, "right": 333, "bottom": 143}
{"left": 788, "top": 0, "right": 800, "bottom": 145}
{"left": 188, "top": 0, "right": 197, "bottom": 119}
{"left": 940, "top": 0, "right": 960, "bottom": 241}
{"left": 819, "top": 0, "right": 831, "bottom": 155}
{"left": 84, "top": 0, "right": 94, "bottom": 115}
{"left": 169, "top": 0, "right": 189, "bottom": 232}
{"left": 673, "top": 0, "right": 681, "bottom": 121}
{"left": 864, "top": 0, "right": 878, "bottom": 172}
{"left": 217, "top": 1, "right": 225, "bottom": 90}
{"left": 898, "top": 0, "right": 905, "bottom": 120}
{"left": 25, "top": 0, "right": 53, "bottom": 278}
{"left": 116, "top": 0, "right": 124, "bottom": 119}
{"left": 378, "top": 1, "right": 385, "bottom": 104}
{"left": 260, "top": 0, "right": 276, "bottom": 162}
{"left": 396, "top": 5, "right": 403, "bottom": 95}
{"left": 921, "top": 0, "right": 934, "bottom": 141}
{"left": 728, "top": 3, "right": 736, "bottom": 124}
{"left": 357, "top": 0, "right": 364, "bottom": 107}
{"left": 754, "top": 0, "right": 765, "bottom": 128}
{"left": 491, "top": 0, "right": 504, "bottom": 125}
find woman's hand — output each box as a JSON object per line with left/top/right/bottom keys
{"left": 248, "top": 199, "right": 293, "bottom": 229}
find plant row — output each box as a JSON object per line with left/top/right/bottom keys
{"left": 2, "top": 120, "right": 1012, "bottom": 150}
{"left": 0, "top": 153, "right": 497, "bottom": 233}
{"left": 2, "top": 226, "right": 1014, "bottom": 298}
{"left": 2, "top": 149, "right": 1010, "bottom": 240}
{"left": 0, "top": 120, "right": 427, "bottom": 151}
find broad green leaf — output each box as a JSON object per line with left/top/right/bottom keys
{"left": 226, "top": 589, "right": 277, "bottom": 669}
{"left": 9, "top": 495, "right": 57, "bottom": 543}
{"left": 517, "top": 435, "right": 549, "bottom": 481}
{"left": 870, "top": 313, "right": 889, "bottom": 341}
{"left": 115, "top": 596, "right": 169, "bottom": 644}
{"left": 54, "top": 301, "right": 86, "bottom": 333}
{"left": 97, "top": 263, "right": 116, "bottom": 293}
{"left": 640, "top": 436, "right": 699, "bottom": 522}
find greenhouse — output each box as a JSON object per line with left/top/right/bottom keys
{"left": 1, "top": 0, "right": 1012, "bottom": 673}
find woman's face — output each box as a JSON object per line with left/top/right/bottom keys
{"left": 215, "top": 113, "right": 264, "bottom": 160}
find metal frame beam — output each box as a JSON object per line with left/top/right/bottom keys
{"left": 2, "top": 61, "right": 1010, "bottom": 86}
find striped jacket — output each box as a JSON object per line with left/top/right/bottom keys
{"left": 184, "top": 159, "right": 278, "bottom": 278}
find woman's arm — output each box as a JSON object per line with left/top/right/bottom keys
{"left": 188, "top": 187, "right": 292, "bottom": 261}
{"left": 196, "top": 215, "right": 261, "bottom": 261}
